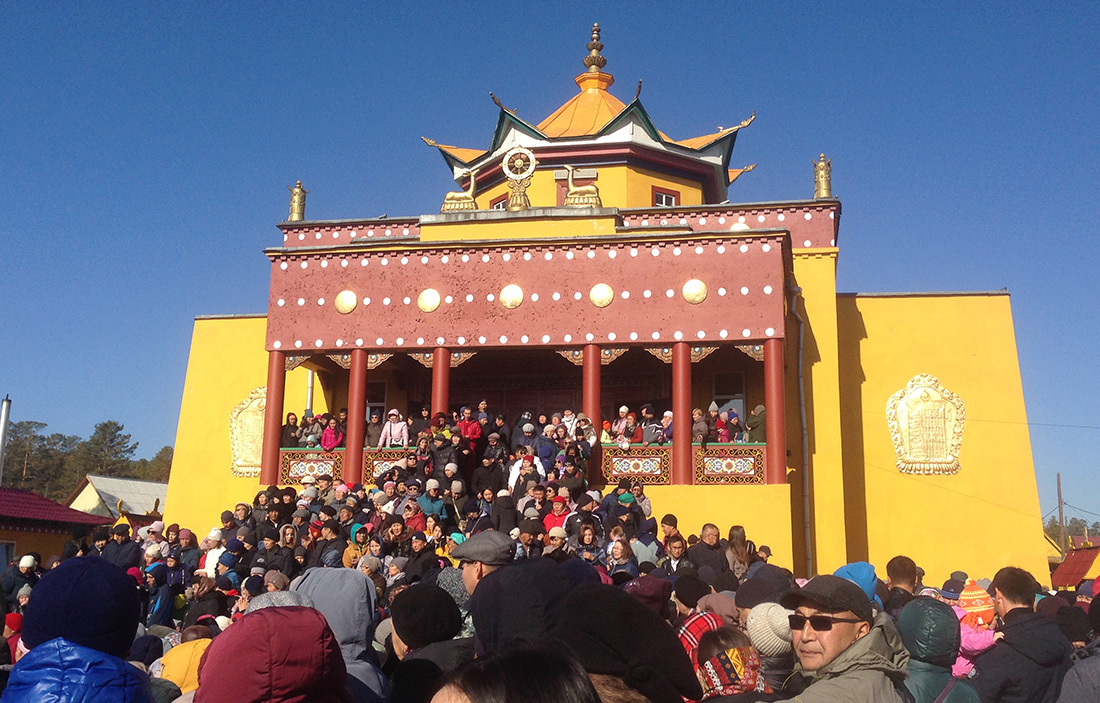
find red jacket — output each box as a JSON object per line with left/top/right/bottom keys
{"left": 457, "top": 418, "right": 482, "bottom": 441}
{"left": 195, "top": 606, "right": 350, "bottom": 703}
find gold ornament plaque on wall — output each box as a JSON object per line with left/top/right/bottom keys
{"left": 885, "top": 374, "right": 965, "bottom": 475}
{"left": 229, "top": 387, "right": 266, "bottom": 477}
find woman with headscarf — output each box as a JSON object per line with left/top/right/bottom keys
{"left": 379, "top": 409, "right": 409, "bottom": 448}
{"left": 695, "top": 626, "right": 774, "bottom": 700}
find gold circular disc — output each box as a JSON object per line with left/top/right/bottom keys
{"left": 682, "top": 279, "right": 708, "bottom": 304}
{"left": 417, "top": 288, "right": 441, "bottom": 313}
{"left": 589, "top": 283, "right": 614, "bottom": 308}
{"left": 500, "top": 284, "right": 524, "bottom": 309}
{"left": 334, "top": 290, "right": 358, "bottom": 314}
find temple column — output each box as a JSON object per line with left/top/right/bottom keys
{"left": 582, "top": 344, "right": 602, "bottom": 485}
{"left": 431, "top": 347, "right": 450, "bottom": 418}
{"left": 671, "top": 342, "right": 693, "bottom": 485}
{"left": 344, "top": 349, "right": 368, "bottom": 484}
{"left": 764, "top": 338, "right": 787, "bottom": 484}
{"left": 261, "top": 350, "right": 286, "bottom": 485}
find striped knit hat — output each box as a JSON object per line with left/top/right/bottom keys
{"left": 959, "top": 579, "right": 995, "bottom": 625}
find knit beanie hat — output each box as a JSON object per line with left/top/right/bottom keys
{"left": 745, "top": 602, "right": 795, "bottom": 656}
{"left": 242, "top": 575, "right": 265, "bottom": 598}
{"left": 959, "top": 579, "right": 995, "bottom": 626}
{"left": 735, "top": 577, "right": 779, "bottom": 610}
{"left": 674, "top": 574, "right": 711, "bottom": 609}
{"left": 390, "top": 584, "right": 463, "bottom": 650}
{"left": 22, "top": 556, "right": 141, "bottom": 659}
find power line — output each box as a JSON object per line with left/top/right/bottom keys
{"left": 1064, "top": 502, "right": 1100, "bottom": 520}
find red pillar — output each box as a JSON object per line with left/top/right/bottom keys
{"left": 431, "top": 347, "right": 450, "bottom": 418}
{"left": 671, "top": 342, "right": 693, "bottom": 485}
{"left": 261, "top": 350, "right": 286, "bottom": 485}
{"left": 582, "top": 344, "right": 602, "bottom": 485}
{"left": 344, "top": 349, "right": 368, "bottom": 484}
{"left": 764, "top": 337, "right": 787, "bottom": 484}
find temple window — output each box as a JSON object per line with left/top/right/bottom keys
{"left": 652, "top": 187, "right": 679, "bottom": 207}
{"left": 490, "top": 194, "right": 508, "bottom": 210}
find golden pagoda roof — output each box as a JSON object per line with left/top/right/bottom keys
{"left": 422, "top": 23, "right": 756, "bottom": 195}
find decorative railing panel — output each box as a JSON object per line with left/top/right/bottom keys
{"left": 280, "top": 450, "right": 343, "bottom": 484}
{"left": 601, "top": 445, "right": 671, "bottom": 485}
{"left": 694, "top": 443, "right": 766, "bottom": 484}
{"left": 364, "top": 449, "right": 409, "bottom": 480}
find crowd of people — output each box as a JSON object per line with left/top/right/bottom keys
{"left": 278, "top": 400, "right": 766, "bottom": 453}
{"left": 0, "top": 402, "right": 1095, "bottom": 703}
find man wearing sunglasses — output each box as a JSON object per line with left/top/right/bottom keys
{"left": 776, "top": 574, "right": 910, "bottom": 701}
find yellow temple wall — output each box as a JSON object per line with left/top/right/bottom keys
{"left": 836, "top": 293, "right": 1050, "bottom": 586}
{"left": 165, "top": 316, "right": 320, "bottom": 533}
{"left": 646, "top": 484, "right": 794, "bottom": 573}
{"left": 791, "top": 249, "right": 848, "bottom": 574}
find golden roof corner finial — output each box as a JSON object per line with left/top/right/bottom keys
{"left": 489, "top": 91, "right": 516, "bottom": 114}
{"left": 420, "top": 136, "right": 438, "bottom": 147}
{"left": 635, "top": 79, "right": 642, "bottom": 101}
{"left": 814, "top": 153, "right": 832, "bottom": 199}
{"left": 287, "top": 180, "right": 309, "bottom": 221}
{"left": 583, "top": 23, "right": 607, "bottom": 73}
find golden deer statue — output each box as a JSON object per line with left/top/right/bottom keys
{"left": 562, "top": 165, "right": 602, "bottom": 207}
{"left": 440, "top": 168, "right": 480, "bottom": 212}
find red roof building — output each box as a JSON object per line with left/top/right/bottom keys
{"left": 1051, "top": 546, "right": 1100, "bottom": 589}
{"left": 0, "top": 486, "right": 110, "bottom": 568}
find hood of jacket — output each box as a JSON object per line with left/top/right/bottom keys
{"left": 195, "top": 606, "right": 351, "bottom": 703}
{"left": 6, "top": 637, "right": 155, "bottom": 703}
{"left": 798, "top": 612, "right": 909, "bottom": 686}
{"left": 161, "top": 637, "right": 211, "bottom": 693}
{"left": 1000, "top": 610, "right": 1075, "bottom": 667}
{"left": 896, "top": 597, "right": 960, "bottom": 667}
{"left": 290, "top": 567, "right": 389, "bottom": 701}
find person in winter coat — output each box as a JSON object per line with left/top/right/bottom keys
{"left": 4, "top": 555, "right": 154, "bottom": 703}
{"left": 143, "top": 563, "right": 173, "bottom": 628}
{"left": 1, "top": 555, "right": 39, "bottom": 603}
{"left": 290, "top": 568, "right": 389, "bottom": 703}
{"left": 776, "top": 575, "right": 910, "bottom": 702}
{"left": 321, "top": 417, "right": 344, "bottom": 452}
{"left": 389, "top": 583, "right": 474, "bottom": 703}
{"left": 971, "top": 566, "right": 1074, "bottom": 703}
{"left": 746, "top": 404, "right": 766, "bottom": 443}
{"left": 343, "top": 523, "right": 371, "bottom": 569}
{"left": 1059, "top": 601, "right": 1100, "bottom": 703}
{"left": 896, "top": 597, "right": 980, "bottom": 702}
{"left": 379, "top": 409, "right": 409, "bottom": 448}
{"left": 181, "top": 576, "right": 230, "bottom": 630}
{"left": 194, "top": 606, "right": 355, "bottom": 703}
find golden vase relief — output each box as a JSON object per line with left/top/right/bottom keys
{"left": 230, "top": 387, "right": 266, "bottom": 477}
{"left": 886, "top": 374, "right": 965, "bottom": 475}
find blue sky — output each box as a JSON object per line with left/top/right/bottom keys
{"left": 2, "top": 3, "right": 1097, "bottom": 516}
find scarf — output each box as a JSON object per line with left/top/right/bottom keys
{"left": 699, "top": 646, "right": 772, "bottom": 698}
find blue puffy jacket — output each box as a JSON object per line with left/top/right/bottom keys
{"left": 1, "top": 637, "right": 154, "bottom": 703}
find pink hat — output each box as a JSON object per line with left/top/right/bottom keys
{"left": 148, "top": 521, "right": 165, "bottom": 534}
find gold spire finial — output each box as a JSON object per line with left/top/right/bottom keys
{"left": 582, "top": 23, "right": 606, "bottom": 73}
{"left": 813, "top": 154, "right": 832, "bottom": 199}
{"left": 287, "top": 180, "right": 309, "bottom": 221}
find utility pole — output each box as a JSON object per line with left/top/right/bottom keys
{"left": 1058, "top": 472, "right": 1067, "bottom": 556}
{"left": 0, "top": 396, "right": 9, "bottom": 486}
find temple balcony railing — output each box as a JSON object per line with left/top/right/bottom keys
{"left": 600, "top": 442, "right": 767, "bottom": 486}
{"left": 279, "top": 442, "right": 769, "bottom": 486}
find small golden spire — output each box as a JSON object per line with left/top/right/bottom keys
{"left": 813, "top": 154, "right": 832, "bottom": 199}
{"left": 287, "top": 180, "right": 309, "bottom": 221}
{"left": 583, "top": 23, "right": 606, "bottom": 73}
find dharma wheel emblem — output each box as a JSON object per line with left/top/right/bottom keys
{"left": 501, "top": 146, "right": 536, "bottom": 180}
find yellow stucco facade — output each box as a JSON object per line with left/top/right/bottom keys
{"left": 165, "top": 315, "right": 323, "bottom": 533}
{"left": 836, "top": 292, "right": 1049, "bottom": 586}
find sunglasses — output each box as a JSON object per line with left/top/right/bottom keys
{"left": 788, "top": 614, "right": 864, "bottom": 631}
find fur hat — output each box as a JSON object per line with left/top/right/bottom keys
{"left": 745, "top": 602, "right": 794, "bottom": 656}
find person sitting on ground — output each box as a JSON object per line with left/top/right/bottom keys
{"left": 660, "top": 534, "right": 697, "bottom": 575}
{"left": 776, "top": 574, "right": 909, "bottom": 701}
{"left": 689, "top": 523, "right": 730, "bottom": 574}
